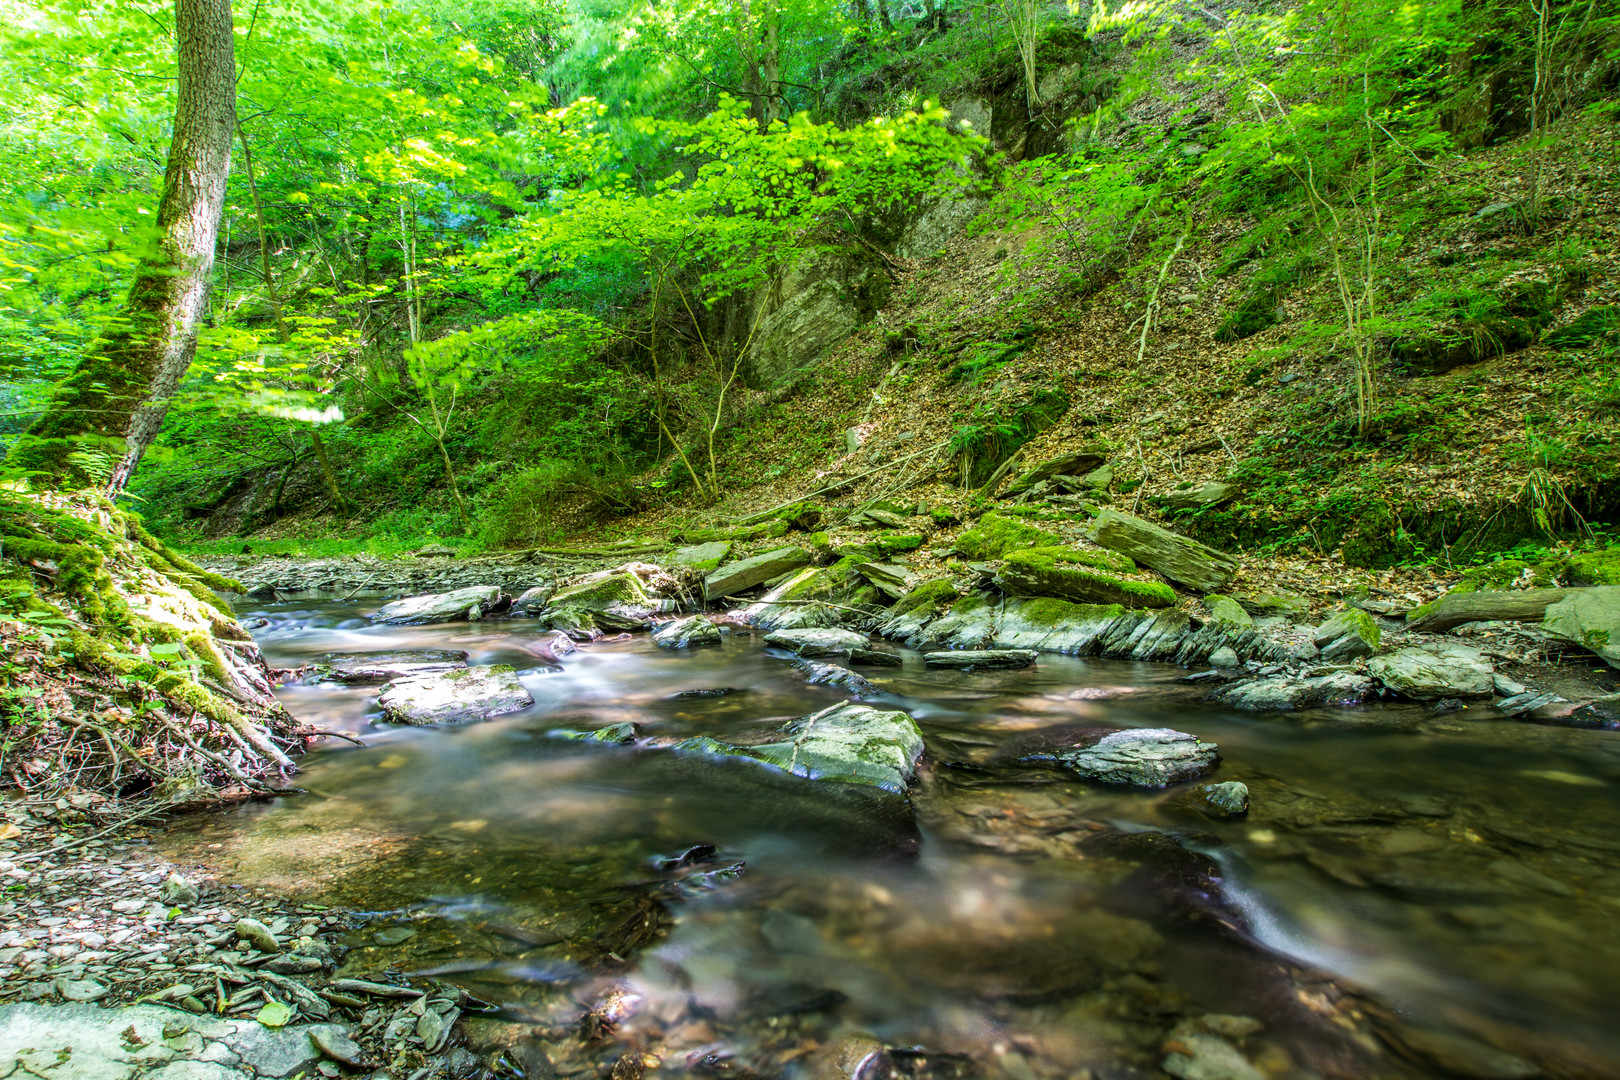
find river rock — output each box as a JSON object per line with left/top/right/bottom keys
{"left": 1236, "top": 591, "right": 1311, "bottom": 621}
{"left": 673, "top": 701, "right": 925, "bottom": 792}
{"left": 1312, "top": 608, "right": 1381, "bottom": 661}
{"left": 511, "top": 585, "right": 554, "bottom": 614}
{"left": 1199, "top": 781, "right": 1250, "bottom": 816}
{"left": 670, "top": 540, "right": 733, "bottom": 572}
{"left": 547, "top": 568, "right": 669, "bottom": 629}
{"left": 705, "top": 545, "right": 812, "bottom": 601}
{"left": 854, "top": 561, "right": 916, "bottom": 600}
{"left": 1209, "top": 646, "right": 1240, "bottom": 668}
{"left": 1210, "top": 672, "right": 1375, "bottom": 710}
{"left": 377, "top": 665, "right": 534, "bottom": 725}
{"left": 309, "top": 649, "right": 470, "bottom": 685}
{"left": 653, "top": 615, "right": 724, "bottom": 649}
{"left": 1542, "top": 586, "right": 1620, "bottom": 668}
{"left": 311, "top": 1027, "right": 368, "bottom": 1067}
{"left": 764, "top": 627, "right": 869, "bottom": 657}
{"left": 372, "top": 585, "right": 505, "bottom": 625}
{"left": 796, "top": 660, "right": 877, "bottom": 696}
{"left": 159, "top": 872, "right": 201, "bottom": 907}
{"left": 1087, "top": 509, "right": 1239, "bottom": 591}
{"left": 1203, "top": 594, "right": 1253, "bottom": 629}
{"left": 1369, "top": 642, "right": 1495, "bottom": 700}
{"left": 1032, "top": 727, "right": 1219, "bottom": 786}
{"left": 848, "top": 646, "right": 902, "bottom": 666}
{"left": 924, "top": 648, "right": 1038, "bottom": 669}
{"left": 235, "top": 917, "right": 281, "bottom": 954}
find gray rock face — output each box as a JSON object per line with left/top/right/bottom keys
{"left": 377, "top": 666, "right": 534, "bottom": 725}
{"left": 1211, "top": 672, "right": 1375, "bottom": 711}
{"left": 1087, "top": 509, "right": 1239, "bottom": 591}
{"left": 371, "top": 585, "right": 504, "bottom": 625}
{"left": 1311, "top": 609, "right": 1381, "bottom": 661}
{"left": 1039, "top": 728, "right": 1219, "bottom": 787}
{"left": 511, "top": 585, "right": 553, "bottom": 614}
{"left": 764, "top": 627, "right": 869, "bottom": 657}
{"left": 652, "top": 615, "right": 724, "bottom": 649}
{"left": 854, "top": 562, "right": 916, "bottom": 599}
{"left": 923, "top": 648, "right": 1038, "bottom": 669}
{"left": 673, "top": 702, "right": 925, "bottom": 793}
{"left": 308, "top": 649, "right": 469, "bottom": 685}
{"left": 670, "top": 540, "right": 733, "bottom": 573}
{"left": 1209, "top": 646, "right": 1240, "bottom": 668}
{"left": 1543, "top": 586, "right": 1620, "bottom": 668}
{"left": 1203, "top": 595, "right": 1253, "bottom": 630}
{"left": 1369, "top": 643, "right": 1495, "bottom": 700}
{"left": 705, "top": 545, "right": 812, "bottom": 600}
{"left": 743, "top": 249, "right": 889, "bottom": 388}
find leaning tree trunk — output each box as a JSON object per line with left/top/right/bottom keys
{"left": 7, "top": 0, "right": 235, "bottom": 495}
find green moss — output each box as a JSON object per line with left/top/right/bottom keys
{"left": 772, "top": 502, "right": 824, "bottom": 530}
{"left": 1001, "top": 547, "right": 1176, "bottom": 607}
{"left": 1214, "top": 286, "right": 1281, "bottom": 343}
{"left": 1544, "top": 305, "right": 1620, "bottom": 350}
{"left": 891, "top": 578, "right": 959, "bottom": 617}
{"left": 1317, "top": 607, "right": 1381, "bottom": 648}
{"left": 1568, "top": 547, "right": 1620, "bottom": 586}
{"left": 1015, "top": 597, "right": 1125, "bottom": 628}
{"left": 954, "top": 512, "right": 1061, "bottom": 560}
{"left": 929, "top": 507, "right": 960, "bottom": 526}
{"left": 874, "top": 532, "right": 924, "bottom": 556}
{"left": 550, "top": 570, "right": 649, "bottom": 608}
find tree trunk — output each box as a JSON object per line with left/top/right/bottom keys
{"left": 761, "top": 0, "right": 782, "bottom": 129}
{"left": 1405, "top": 588, "right": 1578, "bottom": 633}
{"left": 9, "top": 0, "right": 236, "bottom": 493}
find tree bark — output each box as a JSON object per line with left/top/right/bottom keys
{"left": 8, "top": 0, "right": 236, "bottom": 494}
{"left": 1405, "top": 588, "right": 1578, "bottom": 633}
{"left": 761, "top": 0, "right": 782, "bottom": 129}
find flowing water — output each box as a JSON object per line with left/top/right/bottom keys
{"left": 165, "top": 599, "right": 1620, "bottom": 1079}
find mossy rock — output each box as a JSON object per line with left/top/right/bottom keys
{"left": 1392, "top": 318, "right": 1537, "bottom": 374}
{"left": 550, "top": 571, "right": 650, "bottom": 610}
{"left": 1569, "top": 547, "right": 1620, "bottom": 586}
{"left": 1203, "top": 594, "right": 1253, "bottom": 629}
{"left": 1455, "top": 556, "right": 1566, "bottom": 593}
{"left": 772, "top": 501, "right": 825, "bottom": 531}
{"left": 1544, "top": 305, "right": 1620, "bottom": 350}
{"left": 1312, "top": 608, "right": 1381, "bottom": 651}
{"left": 873, "top": 532, "right": 925, "bottom": 556}
{"left": 676, "top": 520, "right": 790, "bottom": 543}
{"left": 999, "top": 546, "right": 1176, "bottom": 608}
{"left": 1214, "top": 286, "right": 1281, "bottom": 343}
{"left": 889, "top": 578, "right": 959, "bottom": 619}
{"left": 954, "top": 511, "right": 1061, "bottom": 560}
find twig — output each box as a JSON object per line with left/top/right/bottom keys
{"left": 739, "top": 440, "right": 950, "bottom": 523}
{"left": 340, "top": 574, "right": 376, "bottom": 601}
{"left": 291, "top": 729, "right": 367, "bottom": 746}
{"left": 12, "top": 801, "right": 177, "bottom": 863}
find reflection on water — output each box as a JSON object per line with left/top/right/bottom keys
{"left": 165, "top": 599, "right": 1620, "bottom": 1079}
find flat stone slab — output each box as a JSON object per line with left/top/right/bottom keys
{"left": 1036, "top": 727, "right": 1219, "bottom": 787}
{"left": 371, "top": 585, "right": 503, "bottom": 625}
{"left": 1210, "top": 672, "right": 1374, "bottom": 711}
{"left": 795, "top": 660, "right": 877, "bottom": 697}
{"left": 653, "top": 615, "right": 724, "bottom": 649}
{"left": 0, "top": 1001, "right": 346, "bottom": 1080}
{"left": 1369, "top": 643, "right": 1494, "bottom": 700}
{"left": 308, "top": 650, "right": 469, "bottom": 685}
{"left": 673, "top": 702, "right": 924, "bottom": 793}
{"left": 669, "top": 540, "right": 733, "bottom": 572}
{"left": 1088, "top": 509, "right": 1238, "bottom": 592}
{"left": 763, "top": 627, "right": 869, "bottom": 657}
{"left": 923, "top": 649, "right": 1038, "bottom": 669}
{"left": 377, "top": 665, "right": 534, "bottom": 725}
{"left": 1543, "top": 586, "right": 1620, "bottom": 668}
{"left": 704, "top": 545, "right": 811, "bottom": 601}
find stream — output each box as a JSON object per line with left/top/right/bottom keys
{"left": 164, "top": 599, "right": 1620, "bottom": 1079}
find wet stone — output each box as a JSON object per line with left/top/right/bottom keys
{"left": 1199, "top": 781, "right": 1250, "bottom": 816}
{"left": 1033, "top": 728, "right": 1220, "bottom": 787}
{"left": 923, "top": 649, "right": 1038, "bottom": 670}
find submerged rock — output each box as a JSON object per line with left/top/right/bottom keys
{"left": 795, "top": 660, "right": 877, "bottom": 697}
{"left": 671, "top": 702, "right": 925, "bottom": 792}
{"left": 1210, "top": 672, "right": 1375, "bottom": 711}
{"left": 552, "top": 721, "right": 641, "bottom": 743}
{"left": 1031, "top": 728, "right": 1219, "bottom": 787}
{"left": 372, "top": 585, "right": 505, "bottom": 625}
{"left": 652, "top": 615, "right": 724, "bottom": 649}
{"left": 764, "top": 627, "right": 869, "bottom": 657}
{"left": 308, "top": 649, "right": 469, "bottom": 685}
{"left": 924, "top": 648, "right": 1038, "bottom": 669}
{"left": 1369, "top": 642, "right": 1495, "bottom": 700}
{"left": 1198, "top": 781, "right": 1250, "bottom": 817}
{"left": 377, "top": 666, "right": 534, "bottom": 725}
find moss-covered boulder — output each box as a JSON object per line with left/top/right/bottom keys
{"left": 881, "top": 578, "right": 961, "bottom": 643}
{"left": 551, "top": 570, "right": 651, "bottom": 609}
{"left": 1203, "top": 595, "right": 1253, "bottom": 629}
{"left": 1235, "top": 592, "right": 1310, "bottom": 622}
{"left": 998, "top": 546, "right": 1176, "bottom": 608}
{"left": 704, "top": 545, "right": 812, "bottom": 601}
{"left": 1392, "top": 318, "right": 1537, "bottom": 374}
{"left": 1569, "top": 547, "right": 1620, "bottom": 586}
{"left": 1311, "top": 608, "right": 1381, "bottom": 661}
{"left": 670, "top": 540, "right": 733, "bottom": 573}
{"left": 1543, "top": 587, "right": 1620, "bottom": 668}
{"left": 954, "top": 511, "right": 1060, "bottom": 560}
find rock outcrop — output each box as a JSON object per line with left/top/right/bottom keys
{"left": 1368, "top": 643, "right": 1495, "bottom": 700}
{"left": 1087, "top": 510, "right": 1239, "bottom": 591}
{"left": 1543, "top": 586, "right": 1620, "bottom": 668}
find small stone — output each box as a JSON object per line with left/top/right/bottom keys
{"left": 159, "top": 873, "right": 201, "bottom": 907}
{"left": 1492, "top": 674, "right": 1527, "bottom": 697}
{"left": 1208, "top": 646, "right": 1240, "bottom": 668}
{"left": 372, "top": 928, "right": 417, "bottom": 946}
{"left": 53, "top": 977, "right": 109, "bottom": 1002}
{"left": 235, "top": 917, "right": 281, "bottom": 954}
{"left": 311, "top": 1027, "right": 368, "bottom": 1067}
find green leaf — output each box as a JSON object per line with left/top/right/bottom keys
{"left": 256, "top": 1001, "right": 292, "bottom": 1028}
